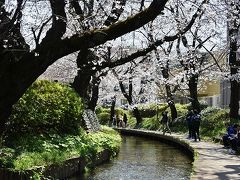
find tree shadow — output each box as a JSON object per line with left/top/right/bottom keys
{"left": 214, "top": 164, "right": 240, "bottom": 180}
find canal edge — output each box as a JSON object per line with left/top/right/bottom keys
{"left": 0, "top": 149, "right": 114, "bottom": 179}
{"left": 113, "top": 128, "right": 198, "bottom": 179}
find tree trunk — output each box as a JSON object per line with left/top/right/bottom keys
{"left": 229, "top": 32, "right": 239, "bottom": 118}
{"left": 228, "top": 7, "right": 240, "bottom": 119}
{"left": 72, "top": 71, "right": 91, "bottom": 104}
{"left": 163, "top": 67, "right": 177, "bottom": 121}
{"left": 188, "top": 75, "right": 200, "bottom": 112}
{"left": 229, "top": 67, "right": 240, "bottom": 119}
{"left": 72, "top": 49, "right": 96, "bottom": 105}
{"left": 167, "top": 99, "right": 177, "bottom": 121}
{"left": 118, "top": 79, "right": 142, "bottom": 127}
{"left": 88, "top": 75, "right": 100, "bottom": 111}
{"left": 110, "top": 96, "right": 116, "bottom": 126}
{"left": 133, "top": 107, "right": 142, "bottom": 128}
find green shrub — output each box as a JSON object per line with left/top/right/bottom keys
{"left": 141, "top": 116, "right": 160, "bottom": 130}
{"left": 97, "top": 112, "right": 110, "bottom": 125}
{"left": 95, "top": 106, "right": 104, "bottom": 115}
{"left": 137, "top": 104, "right": 157, "bottom": 118}
{"left": 137, "top": 103, "right": 169, "bottom": 118}
{"left": 0, "top": 127, "right": 121, "bottom": 171}
{"left": 8, "top": 80, "right": 84, "bottom": 135}
{"left": 200, "top": 107, "right": 230, "bottom": 139}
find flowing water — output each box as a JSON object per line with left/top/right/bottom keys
{"left": 71, "top": 135, "right": 193, "bottom": 180}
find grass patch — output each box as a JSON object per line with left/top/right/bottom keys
{"left": 0, "top": 126, "right": 121, "bottom": 171}
{"left": 97, "top": 103, "right": 236, "bottom": 142}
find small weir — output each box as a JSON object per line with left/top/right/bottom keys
{"left": 71, "top": 135, "right": 193, "bottom": 180}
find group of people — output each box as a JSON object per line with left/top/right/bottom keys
{"left": 222, "top": 124, "right": 240, "bottom": 154}
{"left": 186, "top": 109, "right": 201, "bottom": 142}
{"left": 112, "top": 113, "right": 128, "bottom": 128}
{"left": 160, "top": 109, "right": 201, "bottom": 140}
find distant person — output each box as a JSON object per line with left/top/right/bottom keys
{"left": 118, "top": 119, "right": 124, "bottom": 128}
{"left": 161, "top": 111, "right": 171, "bottom": 135}
{"left": 222, "top": 124, "right": 239, "bottom": 148}
{"left": 186, "top": 110, "right": 194, "bottom": 139}
{"left": 123, "top": 113, "right": 128, "bottom": 128}
{"left": 229, "top": 125, "right": 240, "bottom": 154}
{"left": 192, "top": 109, "right": 201, "bottom": 142}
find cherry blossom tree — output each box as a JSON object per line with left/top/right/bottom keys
{"left": 0, "top": 0, "right": 170, "bottom": 135}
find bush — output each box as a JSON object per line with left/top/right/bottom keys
{"left": 200, "top": 107, "right": 230, "bottom": 139}
{"left": 8, "top": 80, "right": 84, "bottom": 135}
{"left": 0, "top": 126, "right": 121, "bottom": 171}
{"left": 137, "top": 103, "right": 168, "bottom": 118}
{"left": 97, "top": 112, "right": 110, "bottom": 125}
{"left": 141, "top": 116, "right": 160, "bottom": 130}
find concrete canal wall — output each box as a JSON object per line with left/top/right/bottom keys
{"left": 114, "top": 128, "right": 195, "bottom": 160}
{"left": 0, "top": 149, "right": 111, "bottom": 180}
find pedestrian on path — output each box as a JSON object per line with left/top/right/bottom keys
{"left": 161, "top": 111, "right": 171, "bottom": 135}
{"left": 186, "top": 109, "right": 194, "bottom": 139}
{"left": 192, "top": 109, "right": 201, "bottom": 142}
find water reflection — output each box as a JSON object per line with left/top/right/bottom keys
{"left": 71, "top": 135, "right": 192, "bottom": 180}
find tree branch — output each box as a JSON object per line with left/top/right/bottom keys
{"left": 95, "top": 0, "right": 208, "bottom": 70}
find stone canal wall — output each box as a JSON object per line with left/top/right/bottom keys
{"left": 114, "top": 128, "right": 195, "bottom": 160}
{"left": 0, "top": 149, "right": 111, "bottom": 180}
{"left": 114, "top": 128, "right": 240, "bottom": 179}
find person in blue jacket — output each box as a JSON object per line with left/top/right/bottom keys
{"left": 222, "top": 124, "right": 238, "bottom": 148}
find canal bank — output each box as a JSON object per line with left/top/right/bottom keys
{"left": 71, "top": 134, "right": 192, "bottom": 179}
{"left": 114, "top": 128, "right": 240, "bottom": 180}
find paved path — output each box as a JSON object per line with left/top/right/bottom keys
{"left": 186, "top": 137, "right": 240, "bottom": 180}
{"left": 115, "top": 128, "right": 240, "bottom": 180}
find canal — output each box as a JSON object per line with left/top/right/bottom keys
{"left": 71, "top": 135, "right": 193, "bottom": 180}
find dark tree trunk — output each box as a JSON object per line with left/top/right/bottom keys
{"left": 228, "top": 1, "right": 240, "bottom": 119}
{"left": 110, "top": 96, "right": 116, "bottom": 126}
{"left": 72, "top": 70, "right": 91, "bottom": 104}
{"left": 229, "top": 67, "right": 240, "bottom": 119}
{"left": 72, "top": 49, "right": 96, "bottom": 105}
{"left": 188, "top": 75, "right": 200, "bottom": 112}
{"left": 132, "top": 107, "right": 142, "bottom": 128}
{"left": 118, "top": 79, "right": 142, "bottom": 126}
{"left": 162, "top": 68, "right": 177, "bottom": 121}
{"left": 229, "top": 28, "right": 239, "bottom": 119}
{"left": 88, "top": 75, "right": 100, "bottom": 111}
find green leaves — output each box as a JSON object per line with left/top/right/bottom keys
{"left": 0, "top": 126, "right": 121, "bottom": 171}
{"left": 9, "top": 80, "right": 84, "bottom": 135}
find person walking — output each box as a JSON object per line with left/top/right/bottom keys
{"left": 186, "top": 109, "right": 194, "bottom": 139}
{"left": 192, "top": 109, "right": 201, "bottom": 142}
{"left": 161, "top": 111, "right": 171, "bottom": 135}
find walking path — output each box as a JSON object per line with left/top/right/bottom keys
{"left": 176, "top": 132, "right": 240, "bottom": 180}
{"left": 115, "top": 128, "right": 240, "bottom": 180}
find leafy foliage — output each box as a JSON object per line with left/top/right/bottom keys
{"left": 97, "top": 112, "right": 110, "bottom": 125}
{"left": 8, "top": 80, "right": 84, "bottom": 135}
{"left": 137, "top": 103, "right": 158, "bottom": 118}
{"left": 141, "top": 116, "right": 160, "bottom": 130}
{"left": 0, "top": 126, "right": 121, "bottom": 171}
{"left": 200, "top": 107, "right": 230, "bottom": 139}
